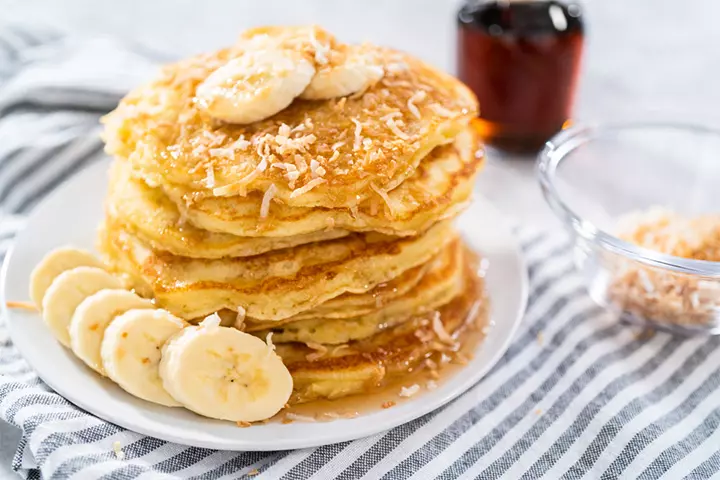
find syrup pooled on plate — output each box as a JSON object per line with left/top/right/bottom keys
{"left": 276, "top": 247, "right": 490, "bottom": 423}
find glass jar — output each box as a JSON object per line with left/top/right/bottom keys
{"left": 457, "top": 0, "right": 585, "bottom": 153}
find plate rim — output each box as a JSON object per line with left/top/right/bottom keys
{"left": 0, "top": 161, "right": 528, "bottom": 451}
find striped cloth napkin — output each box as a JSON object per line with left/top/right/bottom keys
{"left": 1, "top": 25, "right": 720, "bottom": 480}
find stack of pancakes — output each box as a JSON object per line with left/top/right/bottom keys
{"left": 99, "top": 27, "right": 486, "bottom": 404}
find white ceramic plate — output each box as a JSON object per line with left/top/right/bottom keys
{"left": 1, "top": 160, "right": 527, "bottom": 451}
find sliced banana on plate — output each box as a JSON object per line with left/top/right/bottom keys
{"left": 70, "top": 289, "right": 154, "bottom": 375}
{"left": 300, "top": 46, "right": 384, "bottom": 100}
{"left": 160, "top": 314, "right": 293, "bottom": 422}
{"left": 42, "top": 266, "right": 122, "bottom": 347}
{"left": 196, "top": 48, "right": 315, "bottom": 124}
{"left": 29, "top": 247, "right": 103, "bottom": 309}
{"left": 101, "top": 309, "right": 186, "bottom": 407}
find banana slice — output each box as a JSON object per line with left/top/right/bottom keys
{"left": 101, "top": 309, "right": 186, "bottom": 407}
{"left": 196, "top": 48, "right": 315, "bottom": 124}
{"left": 70, "top": 289, "right": 154, "bottom": 375}
{"left": 29, "top": 247, "right": 103, "bottom": 309}
{"left": 160, "top": 315, "right": 293, "bottom": 422}
{"left": 300, "top": 46, "right": 384, "bottom": 100}
{"left": 42, "top": 267, "right": 122, "bottom": 347}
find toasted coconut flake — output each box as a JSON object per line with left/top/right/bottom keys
{"left": 278, "top": 123, "right": 291, "bottom": 137}
{"left": 208, "top": 147, "right": 235, "bottom": 161}
{"left": 426, "top": 380, "right": 438, "bottom": 390}
{"left": 248, "top": 469, "right": 260, "bottom": 476}
{"left": 407, "top": 90, "right": 427, "bottom": 120}
{"left": 234, "top": 306, "right": 246, "bottom": 330}
{"left": 386, "top": 61, "right": 409, "bottom": 74}
{"left": 294, "top": 154, "right": 309, "bottom": 173}
{"left": 399, "top": 384, "right": 421, "bottom": 398}
{"left": 309, "top": 29, "right": 329, "bottom": 65}
{"left": 637, "top": 269, "right": 655, "bottom": 293}
{"left": 370, "top": 182, "right": 396, "bottom": 217}
{"left": 260, "top": 183, "right": 277, "bottom": 219}
{"left": 415, "top": 328, "right": 434, "bottom": 343}
{"left": 352, "top": 118, "right": 363, "bottom": 151}
{"left": 381, "top": 112, "right": 402, "bottom": 122}
{"left": 331, "top": 344, "right": 350, "bottom": 356}
{"left": 213, "top": 157, "right": 267, "bottom": 196}
{"left": 6, "top": 301, "right": 36, "bottom": 311}
{"left": 290, "top": 178, "right": 326, "bottom": 198}
{"left": 265, "top": 332, "right": 276, "bottom": 356}
{"left": 310, "top": 159, "right": 326, "bottom": 178}
{"left": 236, "top": 420, "right": 252, "bottom": 428}
{"left": 204, "top": 164, "right": 215, "bottom": 188}
{"left": 432, "top": 313, "right": 454, "bottom": 344}
{"left": 285, "top": 412, "right": 316, "bottom": 423}
{"left": 429, "top": 103, "right": 455, "bottom": 117}
{"left": 331, "top": 141, "right": 346, "bottom": 151}
{"left": 305, "top": 341, "right": 328, "bottom": 361}
{"left": 386, "top": 118, "right": 410, "bottom": 140}
{"left": 382, "top": 401, "right": 396, "bottom": 409}
{"left": 382, "top": 79, "right": 413, "bottom": 88}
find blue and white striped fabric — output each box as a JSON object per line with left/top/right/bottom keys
{"left": 1, "top": 24, "right": 720, "bottom": 480}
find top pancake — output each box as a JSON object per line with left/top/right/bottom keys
{"left": 102, "top": 26, "right": 478, "bottom": 209}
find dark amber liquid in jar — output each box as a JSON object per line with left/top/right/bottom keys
{"left": 457, "top": 1, "right": 584, "bottom": 152}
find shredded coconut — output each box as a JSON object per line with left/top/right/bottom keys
{"left": 399, "top": 384, "right": 421, "bottom": 398}
{"left": 212, "top": 157, "right": 267, "bottom": 196}
{"left": 426, "top": 380, "right": 438, "bottom": 390}
{"left": 331, "top": 141, "right": 345, "bottom": 151}
{"left": 370, "top": 182, "right": 396, "bottom": 217}
{"left": 265, "top": 332, "right": 276, "bottom": 357}
{"left": 260, "top": 183, "right": 277, "bottom": 219}
{"left": 305, "top": 341, "right": 328, "bottom": 361}
{"left": 208, "top": 147, "right": 235, "bottom": 161}
{"left": 429, "top": 103, "right": 454, "bottom": 117}
{"left": 309, "top": 29, "right": 329, "bottom": 65}
{"left": 204, "top": 164, "right": 215, "bottom": 188}
{"left": 432, "top": 313, "right": 454, "bottom": 344}
{"left": 294, "top": 154, "right": 309, "bottom": 173}
{"left": 310, "top": 159, "right": 326, "bottom": 178}
{"left": 5, "top": 301, "right": 37, "bottom": 311}
{"left": 407, "top": 90, "right": 427, "bottom": 120}
{"left": 285, "top": 170, "right": 301, "bottom": 188}
{"left": 285, "top": 412, "right": 317, "bottom": 422}
{"left": 290, "top": 178, "right": 326, "bottom": 198}
{"left": 386, "top": 62, "right": 409, "bottom": 74}
{"left": 386, "top": 118, "right": 410, "bottom": 140}
{"left": 234, "top": 306, "right": 246, "bottom": 330}
{"left": 380, "top": 112, "right": 402, "bottom": 122}
{"left": 352, "top": 118, "right": 363, "bottom": 151}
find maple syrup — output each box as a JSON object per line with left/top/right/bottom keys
{"left": 457, "top": 0, "right": 584, "bottom": 152}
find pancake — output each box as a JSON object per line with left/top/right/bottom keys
{"left": 283, "top": 253, "right": 433, "bottom": 321}
{"left": 161, "top": 127, "right": 482, "bottom": 238}
{"left": 98, "top": 219, "right": 455, "bottom": 321}
{"left": 106, "top": 161, "right": 348, "bottom": 259}
{"left": 248, "top": 239, "right": 465, "bottom": 344}
{"left": 102, "top": 30, "right": 478, "bottom": 209}
{"left": 274, "top": 247, "right": 487, "bottom": 404}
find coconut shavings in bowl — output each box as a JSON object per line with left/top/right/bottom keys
{"left": 607, "top": 207, "right": 720, "bottom": 328}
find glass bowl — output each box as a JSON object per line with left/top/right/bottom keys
{"left": 537, "top": 123, "right": 720, "bottom": 335}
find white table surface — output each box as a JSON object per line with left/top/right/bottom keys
{"left": 2, "top": 0, "right": 720, "bottom": 477}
